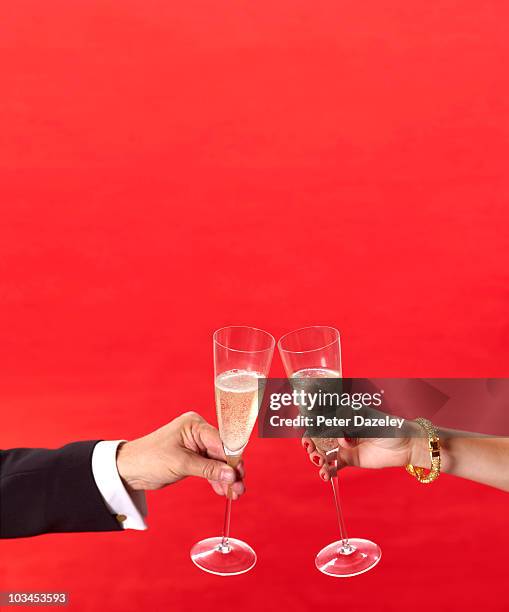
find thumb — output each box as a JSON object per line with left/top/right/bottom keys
{"left": 182, "top": 451, "right": 236, "bottom": 484}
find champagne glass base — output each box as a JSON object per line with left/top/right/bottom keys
{"left": 190, "top": 537, "right": 257, "bottom": 576}
{"left": 315, "top": 538, "right": 381, "bottom": 577}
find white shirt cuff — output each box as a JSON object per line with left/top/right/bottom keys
{"left": 91, "top": 440, "right": 148, "bottom": 531}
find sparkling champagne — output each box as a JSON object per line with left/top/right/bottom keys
{"left": 291, "top": 367, "right": 341, "bottom": 452}
{"left": 215, "top": 369, "right": 264, "bottom": 454}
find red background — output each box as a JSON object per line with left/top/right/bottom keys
{"left": 1, "top": 1, "right": 508, "bottom": 611}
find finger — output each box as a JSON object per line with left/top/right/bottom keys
{"left": 183, "top": 451, "right": 236, "bottom": 484}
{"left": 194, "top": 421, "right": 227, "bottom": 462}
{"left": 309, "top": 451, "right": 324, "bottom": 467}
{"left": 320, "top": 459, "right": 347, "bottom": 482}
{"left": 319, "top": 465, "right": 331, "bottom": 481}
{"left": 195, "top": 422, "right": 246, "bottom": 484}
{"left": 231, "top": 480, "right": 245, "bottom": 496}
{"left": 337, "top": 447, "right": 357, "bottom": 467}
{"left": 210, "top": 479, "right": 246, "bottom": 497}
{"left": 337, "top": 436, "right": 358, "bottom": 448}
{"left": 302, "top": 437, "right": 315, "bottom": 454}
{"left": 207, "top": 459, "right": 245, "bottom": 498}
{"left": 209, "top": 480, "right": 226, "bottom": 496}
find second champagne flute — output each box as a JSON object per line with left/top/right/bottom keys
{"left": 278, "top": 325, "right": 382, "bottom": 577}
{"left": 191, "top": 325, "right": 275, "bottom": 576}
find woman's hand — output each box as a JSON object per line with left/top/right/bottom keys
{"left": 303, "top": 423, "right": 509, "bottom": 492}
{"left": 303, "top": 421, "right": 428, "bottom": 482}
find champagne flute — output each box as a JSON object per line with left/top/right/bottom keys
{"left": 191, "top": 326, "right": 275, "bottom": 576}
{"left": 278, "top": 326, "right": 381, "bottom": 577}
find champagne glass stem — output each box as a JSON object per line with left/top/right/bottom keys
{"left": 221, "top": 495, "right": 233, "bottom": 550}
{"left": 327, "top": 449, "right": 352, "bottom": 553}
{"left": 220, "top": 455, "right": 240, "bottom": 551}
{"left": 330, "top": 475, "right": 349, "bottom": 546}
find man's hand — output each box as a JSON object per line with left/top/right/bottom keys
{"left": 116, "top": 412, "right": 245, "bottom": 499}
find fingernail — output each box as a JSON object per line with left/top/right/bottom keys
{"left": 344, "top": 436, "right": 352, "bottom": 442}
{"left": 313, "top": 455, "right": 321, "bottom": 465}
{"left": 304, "top": 442, "right": 310, "bottom": 450}
{"left": 320, "top": 472, "right": 327, "bottom": 481}
{"left": 221, "top": 469, "right": 235, "bottom": 483}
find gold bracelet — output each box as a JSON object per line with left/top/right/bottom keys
{"left": 406, "top": 417, "right": 441, "bottom": 484}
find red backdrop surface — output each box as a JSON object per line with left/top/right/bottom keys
{"left": 1, "top": 1, "right": 508, "bottom": 611}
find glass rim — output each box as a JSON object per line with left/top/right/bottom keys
{"left": 213, "top": 325, "right": 276, "bottom": 353}
{"left": 277, "top": 325, "right": 341, "bottom": 354}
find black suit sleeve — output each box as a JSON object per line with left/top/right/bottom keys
{"left": 0, "top": 441, "right": 122, "bottom": 538}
